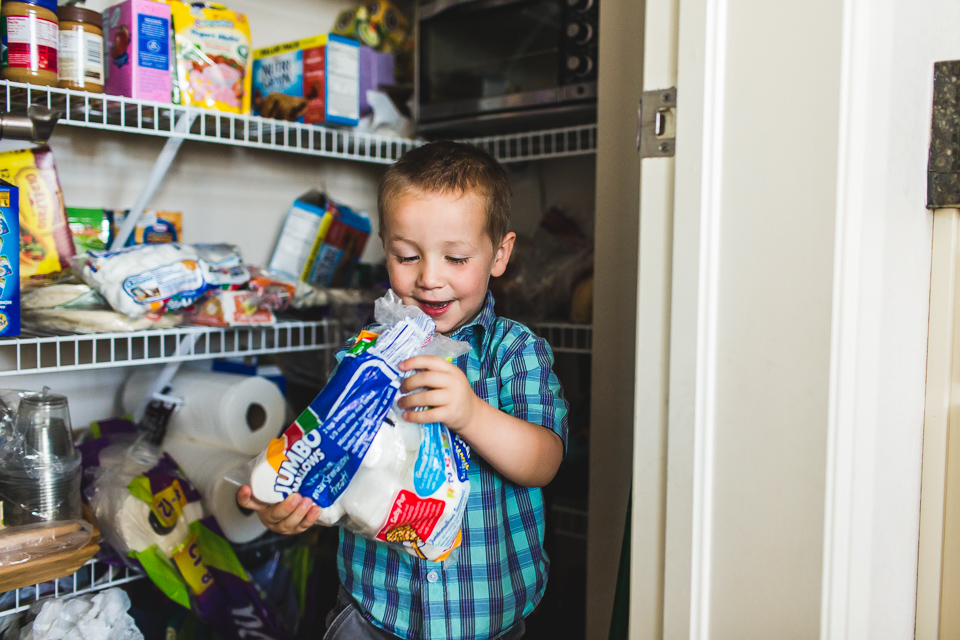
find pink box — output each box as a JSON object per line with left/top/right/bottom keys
{"left": 103, "top": 0, "right": 171, "bottom": 102}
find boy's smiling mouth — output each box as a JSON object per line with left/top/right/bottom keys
{"left": 417, "top": 299, "right": 453, "bottom": 317}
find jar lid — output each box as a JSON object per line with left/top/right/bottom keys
{"left": 4, "top": 0, "right": 59, "bottom": 15}
{"left": 57, "top": 5, "right": 101, "bottom": 28}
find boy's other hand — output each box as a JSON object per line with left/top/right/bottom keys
{"left": 398, "top": 355, "right": 482, "bottom": 434}
{"left": 236, "top": 485, "right": 322, "bottom": 535}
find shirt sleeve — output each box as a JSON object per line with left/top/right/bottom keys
{"left": 497, "top": 333, "right": 570, "bottom": 455}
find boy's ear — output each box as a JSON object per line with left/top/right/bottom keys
{"left": 491, "top": 232, "right": 516, "bottom": 278}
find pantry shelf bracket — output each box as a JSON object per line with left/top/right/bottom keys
{"left": 110, "top": 111, "right": 198, "bottom": 250}
{"left": 132, "top": 332, "right": 202, "bottom": 422}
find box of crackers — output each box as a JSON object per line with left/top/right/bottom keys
{"left": 0, "top": 180, "right": 20, "bottom": 336}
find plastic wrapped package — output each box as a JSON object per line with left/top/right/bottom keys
{"left": 82, "top": 436, "right": 286, "bottom": 640}
{"left": 19, "top": 587, "right": 142, "bottom": 640}
{"left": 79, "top": 243, "right": 249, "bottom": 317}
{"left": 21, "top": 284, "right": 182, "bottom": 334}
{"left": 0, "top": 519, "right": 92, "bottom": 568}
{"left": 241, "top": 291, "right": 472, "bottom": 562}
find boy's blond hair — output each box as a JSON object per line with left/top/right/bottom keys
{"left": 378, "top": 140, "right": 511, "bottom": 245}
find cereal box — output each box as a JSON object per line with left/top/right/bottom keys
{"left": 103, "top": 0, "right": 172, "bottom": 102}
{"left": 0, "top": 180, "right": 20, "bottom": 336}
{"left": 252, "top": 34, "right": 362, "bottom": 126}
{"left": 0, "top": 147, "right": 74, "bottom": 279}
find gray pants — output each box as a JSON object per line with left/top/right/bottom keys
{"left": 323, "top": 586, "right": 526, "bottom": 640}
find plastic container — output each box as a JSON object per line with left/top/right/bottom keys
{"left": 57, "top": 6, "right": 103, "bottom": 93}
{"left": 0, "top": 0, "right": 60, "bottom": 87}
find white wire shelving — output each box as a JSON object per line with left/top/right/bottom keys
{"left": 0, "top": 319, "right": 339, "bottom": 376}
{"left": 0, "top": 559, "right": 143, "bottom": 619}
{"left": 1, "top": 80, "right": 597, "bottom": 165}
{"left": 532, "top": 323, "right": 592, "bottom": 354}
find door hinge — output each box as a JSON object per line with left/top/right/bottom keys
{"left": 637, "top": 88, "right": 677, "bottom": 158}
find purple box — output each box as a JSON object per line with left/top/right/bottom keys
{"left": 359, "top": 47, "right": 394, "bottom": 116}
{"left": 103, "top": 0, "right": 171, "bottom": 102}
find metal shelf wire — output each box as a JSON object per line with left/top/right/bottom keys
{"left": 0, "top": 559, "right": 143, "bottom": 619}
{"left": 0, "top": 81, "right": 596, "bottom": 164}
{"left": 532, "top": 323, "right": 593, "bottom": 354}
{"left": 0, "top": 319, "right": 339, "bottom": 376}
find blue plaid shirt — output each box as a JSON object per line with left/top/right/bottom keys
{"left": 334, "top": 292, "right": 569, "bottom": 640}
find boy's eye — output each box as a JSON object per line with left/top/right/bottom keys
{"left": 446, "top": 256, "right": 469, "bottom": 265}
{"left": 396, "top": 255, "right": 418, "bottom": 264}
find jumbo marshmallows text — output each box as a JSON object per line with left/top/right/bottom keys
{"left": 247, "top": 291, "right": 471, "bottom": 562}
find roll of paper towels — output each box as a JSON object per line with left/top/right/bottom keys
{"left": 96, "top": 489, "right": 199, "bottom": 558}
{"left": 162, "top": 436, "right": 267, "bottom": 544}
{"left": 123, "top": 369, "right": 286, "bottom": 456}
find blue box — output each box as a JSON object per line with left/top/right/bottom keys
{"left": 0, "top": 180, "right": 19, "bottom": 336}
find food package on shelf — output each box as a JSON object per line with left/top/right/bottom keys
{"left": 102, "top": 0, "right": 172, "bottom": 102}
{"left": 187, "top": 289, "right": 276, "bottom": 327}
{"left": 80, "top": 243, "right": 249, "bottom": 317}
{"left": 67, "top": 208, "right": 111, "bottom": 258}
{"left": 81, "top": 434, "right": 286, "bottom": 640}
{"left": 241, "top": 291, "right": 472, "bottom": 562}
{"left": 332, "top": 0, "right": 410, "bottom": 53}
{"left": 0, "top": 179, "right": 19, "bottom": 337}
{"left": 21, "top": 283, "right": 181, "bottom": 333}
{"left": 252, "top": 34, "right": 390, "bottom": 125}
{"left": 0, "top": 146, "right": 74, "bottom": 280}
{"left": 166, "top": 1, "right": 253, "bottom": 114}
{"left": 108, "top": 209, "right": 183, "bottom": 246}
{"left": 267, "top": 191, "right": 371, "bottom": 289}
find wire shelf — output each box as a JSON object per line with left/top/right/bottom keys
{"left": 532, "top": 323, "right": 593, "bottom": 354}
{"left": 1, "top": 81, "right": 596, "bottom": 165}
{"left": 0, "top": 320, "right": 339, "bottom": 376}
{"left": 0, "top": 559, "right": 143, "bottom": 619}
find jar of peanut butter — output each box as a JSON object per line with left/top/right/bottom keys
{"left": 1, "top": 0, "right": 60, "bottom": 87}
{"left": 57, "top": 6, "right": 103, "bottom": 93}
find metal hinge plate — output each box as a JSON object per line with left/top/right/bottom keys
{"left": 637, "top": 88, "right": 677, "bottom": 158}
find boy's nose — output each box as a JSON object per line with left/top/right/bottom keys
{"left": 417, "top": 260, "right": 444, "bottom": 289}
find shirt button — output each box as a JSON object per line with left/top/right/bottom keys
{"left": 426, "top": 571, "right": 439, "bottom": 583}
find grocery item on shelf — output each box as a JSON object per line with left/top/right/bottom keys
{"left": 0, "top": 0, "right": 60, "bottom": 87}
{"left": 21, "top": 283, "right": 182, "bottom": 333}
{"left": 162, "top": 436, "right": 266, "bottom": 544}
{"left": 0, "top": 179, "right": 19, "bottom": 337}
{"left": 187, "top": 289, "right": 276, "bottom": 327}
{"left": 102, "top": 0, "right": 171, "bottom": 101}
{"left": 108, "top": 208, "right": 182, "bottom": 246}
{"left": 0, "top": 389, "right": 81, "bottom": 527}
{"left": 0, "top": 518, "right": 92, "bottom": 568}
{"left": 244, "top": 290, "right": 471, "bottom": 562}
{"left": 21, "top": 588, "right": 143, "bottom": 640}
{"left": 121, "top": 368, "right": 285, "bottom": 456}
{"left": 80, "top": 242, "right": 249, "bottom": 317}
{"left": 252, "top": 34, "right": 389, "bottom": 125}
{"left": 57, "top": 6, "right": 105, "bottom": 93}
{"left": 167, "top": 1, "right": 253, "bottom": 114}
{"left": 67, "top": 207, "right": 110, "bottom": 256}
{"left": 84, "top": 435, "right": 285, "bottom": 640}
{"left": 332, "top": 0, "right": 410, "bottom": 54}
{"left": 0, "top": 146, "right": 74, "bottom": 280}
{"left": 267, "top": 190, "right": 371, "bottom": 288}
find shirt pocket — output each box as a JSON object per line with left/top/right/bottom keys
{"left": 472, "top": 377, "right": 501, "bottom": 410}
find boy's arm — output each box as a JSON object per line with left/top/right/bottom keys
{"left": 398, "top": 354, "right": 566, "bottom": 488}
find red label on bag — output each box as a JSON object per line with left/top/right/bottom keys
{"left": 377, "top": 490, "right": 445, "bottom": 544}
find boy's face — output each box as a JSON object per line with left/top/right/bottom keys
{"left": 383, "top": 190, "right": 515, "bottom": 335}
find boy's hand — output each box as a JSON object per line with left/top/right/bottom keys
{"left": 236, "top": 485, "right": 322, "bottom": 535}
{"left": 398, "top": 355, "right": 482, "bottom": 434}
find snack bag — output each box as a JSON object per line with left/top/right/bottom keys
{"left": 0, "top": 146, "right": 74, "bottom": 279}
{"left": 80, "top": 243, "right": 249, "bottom": 317}
{"left": 246, "top": 291, "right": 471, "bottom": 562}
{"left": 166, "top": 1, "right": 253, "bottom": 114}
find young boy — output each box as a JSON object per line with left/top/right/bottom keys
{"left": 237, "top": 140, "right": 568, "bottom": 640}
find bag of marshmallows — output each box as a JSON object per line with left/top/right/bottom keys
{"left": 244, "top": 291, "right": 471, "bottom": 562}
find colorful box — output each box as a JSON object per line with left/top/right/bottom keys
{"left": 103, "top": 0, "right": 172, "bottom": 102}
{"left": 67, "top": 207, "right": 111, "bottom": 257}
{"left": 108, "top": 209, "right": 182, "bottom": 246}
{"left": 267, "top": 190, "right": 371, "bottom": 287}
{"left": 0, "top": 180, "right": 19, "bottom": 337}
{"left": 252, "top": 34, "right": 362, "bottom": 126}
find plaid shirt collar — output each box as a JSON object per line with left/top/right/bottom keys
{"left": 449, "top": 291, "right": 497, "bottom": 356}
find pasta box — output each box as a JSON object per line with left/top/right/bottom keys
{"left": 0, "top": 180, "right": 19, "bottom": 337}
